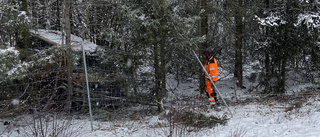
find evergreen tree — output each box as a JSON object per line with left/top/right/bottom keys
{"left": 0, "top": 0, "right": 30, "bottom": 47}
{"left": 255, "top": 0, "right": 319, "bottom": 93}
{"left": 124, "top": 0, "right": 201, "bottom": 112}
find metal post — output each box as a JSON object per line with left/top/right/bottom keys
{"left": 192, "top": 50, "right": 233, "bottom": 118}
{"left": 82, "top": 38, "right": 94, "bottom": 131}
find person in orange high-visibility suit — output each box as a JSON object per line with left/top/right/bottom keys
{"left": 203, "top": 50, "right": 218, "bottom": 107}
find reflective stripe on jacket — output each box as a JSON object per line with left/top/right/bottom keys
{"left": 205, "top": 56, "right": 218, "bottom": 82}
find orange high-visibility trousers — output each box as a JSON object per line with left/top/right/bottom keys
{"left": 205, "top": 79, "right": 216, "bottom": 106}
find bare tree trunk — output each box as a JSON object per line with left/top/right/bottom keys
{"left": 263, "top": 0, "right": 271, "bottom": 93}
{"left": 198, "top": 0, "right": 208, "bottom": 94}
{"left": 55, "top": 0, "right": 61, "bottom": 30}
{"left": 63, "top": 0, "right": 73, "bottom": 112}
{"left": 278, "top": 58, "right": 286, "bottom": 93}
{"left": 159, "top": 26, "right": 167, "bottom": 113}
{"left": 234, "top": 0, "right": 244, "bottom": 88}
{"left": 153, "top": 42, "right": 162, "bottom": 112}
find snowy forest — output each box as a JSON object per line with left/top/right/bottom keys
{"left": 1, "top": 0, "right": 320, "bottom": 137}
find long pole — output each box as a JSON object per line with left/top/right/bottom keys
{"left": 192, "top": 50, "right": 233, "bottom": 118}
{"left": 82, "top": 38, "right": 94, "bottom": 131}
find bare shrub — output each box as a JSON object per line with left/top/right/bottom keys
{"left": 227, "top": 127, "right": 248, "bottom": 137}
{"left": 163, "top": 109, "right": 228, "bottom": 137}
{"left": 21, "top": 112, "right": 80, "bottom": 137}
{"left": 284, "top": 101, "right": 302, "bottom": 113}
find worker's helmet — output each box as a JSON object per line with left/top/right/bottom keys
{"left": 202, "top": 50, "right": 212, "bottom": 59}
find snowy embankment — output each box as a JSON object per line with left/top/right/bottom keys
{"left": 77, "top": 96, "right": 320, "bottom": 137}
{"left": 1, "top": 93, "right": 319, "bottom": 137}
{"left": 1, "top": 74, "right": 319, "bottom": 137}
{"left": 213, "top": 97, "right": 320, "bottom": 137}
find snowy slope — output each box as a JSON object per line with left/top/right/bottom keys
{"left": 1, "top": 75, "right": 319, "bottom": 137}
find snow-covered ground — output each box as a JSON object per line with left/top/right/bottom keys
{"left": 1, "top": 75, "right": 319, "bottom": 137}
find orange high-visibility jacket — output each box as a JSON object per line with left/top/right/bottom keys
{"left": 205, "top": 56, "right": 218, "bottom": 82}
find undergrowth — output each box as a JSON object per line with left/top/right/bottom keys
{"left": 164, "top": 109, "right": 227, "bottom": 129}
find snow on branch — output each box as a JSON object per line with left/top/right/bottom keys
{"left": 0, "top": 47, "right": 27, "bottom": 80}
{"left": 254, "top": 13, "right": 287, "bottom": 27}
{"left": 0, "top": 47, "right": 19, "bottom": 56}
{"left": 294, "top": 12, "right": 320, "bottom": 29}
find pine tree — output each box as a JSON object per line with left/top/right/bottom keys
{"left": 123, "top": 0, "right": 201, "bottom": 112}
{"left": 254, "top": 0, "right": 319, "bottom": 93}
